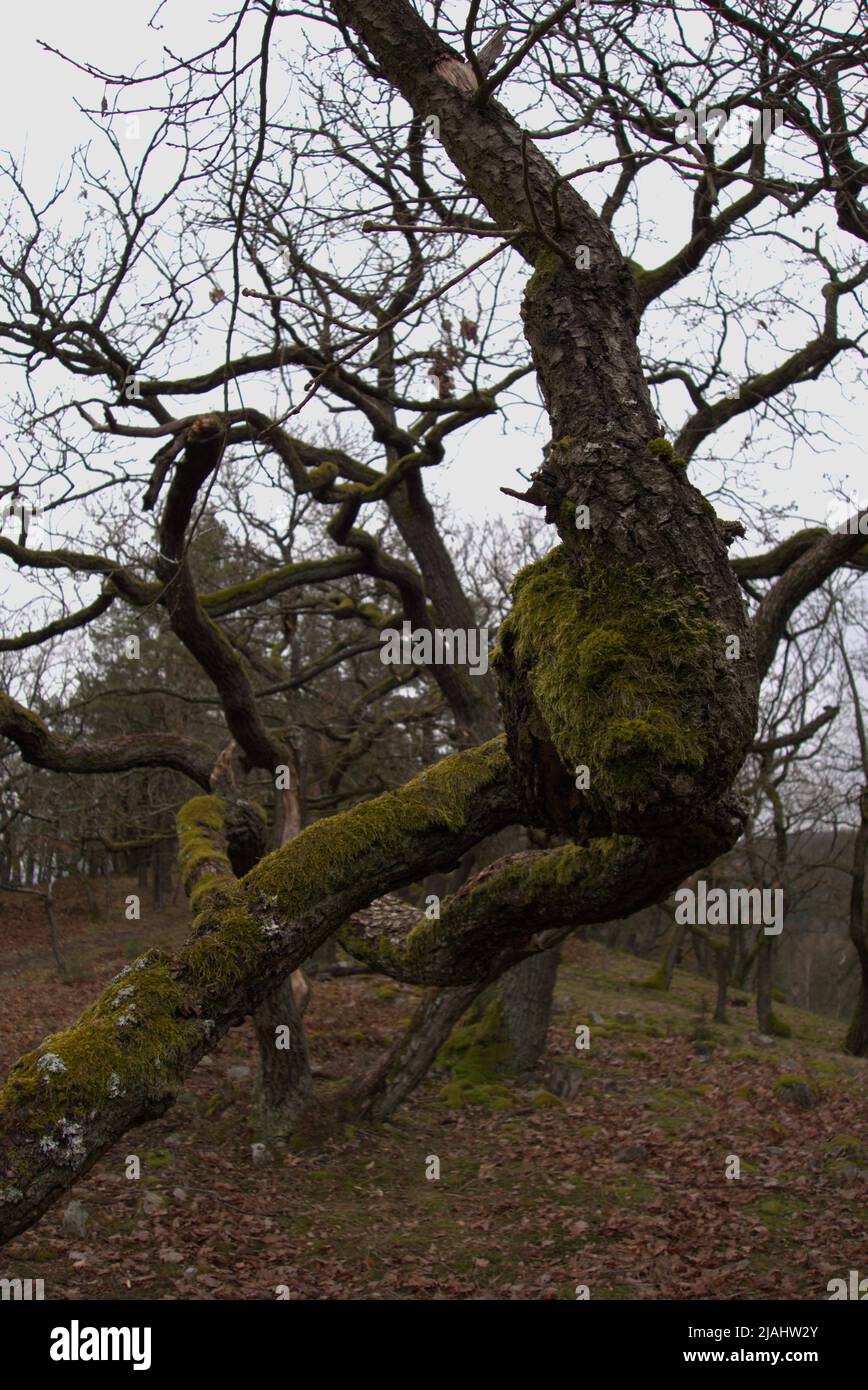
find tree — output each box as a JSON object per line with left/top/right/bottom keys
{"left": 0, "top": 0, "right": 867, "bottom": 1245}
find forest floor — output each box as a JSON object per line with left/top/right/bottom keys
{"left": 0, "top": 878, "right": 866, "bottom": 1301}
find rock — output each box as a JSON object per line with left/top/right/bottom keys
{"left": 776, "top": 1080, "right": 816, "bottom": 1109}
{"left": 227, "top": 1065, "right": 252, "bottom": 1082}
{"left": 62, "top": 1200, "right": 88, "bottom": 1237}
{"left": 616, "top": 1142, "right": 649, "bottom": 1163}
{"left": 172, "top": 1187, "right": 187, "bottom": 1202}
{"left": 142, "top": 1190, "right": 167, "bottom": 1215}
{"left": 184, "top": 1266, "right": 198, "bottom": 1279}
{"left": 67, "top": 1250, "right": 88, "bottom": 1264}
{"left": 548, "top": 1063, "right": 584, "bottom": 1099}
{"left": 251, "top": 1142, "right": 269, "bottom": 1166}
{"left": 588, "top": 1010, "right": 605, "bottom": 1025}
{"left": 752, "top": 1033, "right": 775, "bottom": 1046}
{"left": 835, "top": 1162, "right": 864, "bottom": 1184}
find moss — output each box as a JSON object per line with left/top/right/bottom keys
{"left": 560, "top": 498, "right": 577, "bottom": 524}
{"left": 436, "top": 999, "right": 515, "bottom": 1108}
{"left": 640, "top": 966, "right": 667, "bottom": 990}
{"left": 767, "top": 1012, "right": 792, "bottom": 1038}
{"left": 647, "top": 437, "right": 687, "bottom": 469}
{"left": 774, "top": 1073, "right": 812, "bottom": 1093}
{"left": 250, "top": 736, "right": 509, "bottom": 923}
{"left": 494, "top": 546, "right": 721, "bottom": 809}
{"left": 532, "top": 1089, "right": 563, "bottom": 1107}
{"left": 0, "top": 952, "right": 199, "bottom": 1137}
{"left": 179, "top": 903, "right": 271, "bottom": 999}
{"left": 306, "top": 461, "right": 340, "bottom": 492}
{"left": 522, "top": 248, "right": 566, "bottom": 307}
{"left": 438, "top": 1080, "right": 513, "bottom": 1110}
{"left": 176, "top": 796, "right": 233, "bottom": 901}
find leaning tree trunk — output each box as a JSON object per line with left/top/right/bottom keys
{"left": 345, "top": 982, "right": 483, "bottom": 1122}
{"left": 0, "top": 0, "right": 772, "bottom": 1245}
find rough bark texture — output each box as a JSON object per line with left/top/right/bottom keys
{"left": 494, "top": 943, "right": 562, "bottom": 1074}
{"left": 253, "top": 769, "right": 313, "bottom": 1134}
{"left": 253, "top": 974, "right": 313, "bottom": 1138}
{"left": 345, "top": 982, "right": 483, "bottom": 1122}
{"left": 334, "top": 0, "right": 759, "bottom": 844}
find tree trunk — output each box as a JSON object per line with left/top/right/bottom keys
{"left": 756, "top": 934, "right": 775, "bottom": 1033}
{"left": 844, "top": 789, "right": 868, "bottom": 1055}
{"left": 644, "top": 913, "right": 686, "bottom": 989}
{"left": 252, "top": 760, "right": 313, "bottom": 1135}
{"left": 253, "top": 974, "right": 312, "bottom": 1139}
{"left": 495, "top": 944, "right": 562, "bottom": 1075}
{"left": 714, "top": 933, "right": 733, "bottom": 1024}
{"left": 480, "top": 826, "right": 563, "bottom": 1075}
{"left": 346, "top": 983, "right": 483, "bottom": 1122}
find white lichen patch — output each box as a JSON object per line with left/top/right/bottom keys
{"left": 107, "top": 1073, "right": 124, "bottom": 1099}
{"left": 40, "top": 1118, "right": 86, "bottom": 1164}
{"left": 0, "top": 1186, "right": 23, "bottom": 1205}
{"left": 111, "top": 964, "right": 133, "bottom": 984}
{"left": 37, "top": 1052, "right": 67, "bottom": 1076}
{"left": 116, "top": 1010, "right": 138, "bottom": 1029}
{"left": 111, "top": 986, "right": 135, "bottom": 1008}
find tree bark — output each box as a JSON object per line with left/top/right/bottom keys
{"left": 345, "top": 983, "right": 483, "bottom": 1122}
{"left": 756, "top": 934, "right": 775, "bottom": 1034}
{"left": 251, "top": 748, "right": 313, "bottom": 1134}
{"left": 495, "top": 943, "right": 562, "bottom": 1074}
{"left": 253, "top": 973, "right": 312, "bottom": 1138}
{"left": 844, "top": 789, "right": 868, "bottom": 1055}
